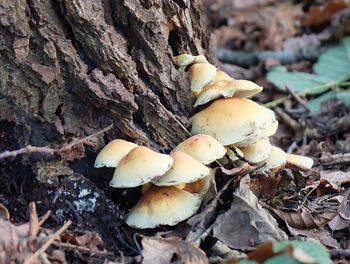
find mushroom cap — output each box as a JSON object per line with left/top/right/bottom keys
{"left": 190, "top": 98, "right": 278, "bottom": 146}
{"left": 231, "top": 80, "right": 263, "bottom": 98}
{"left": 152, "top": 151, "right": 210, "bottom": 186}
{"left": 256, "top": 146, "right": 287, "bottom": 172}
{"left": 287, "top": 154, "right": 314, "bottom": 169}
{"left": 175, "top": 54, "right": 207, "bottom": 67}
{"left": 173, "top": 134, "right": 226, "bottom": 165}
{"left": 240, "top": 138, "right": 272, "bottom": 163}
{"left": 126, "top": 186, "right": 201, "bottom": 228}
{"left": 194, "top": 80, "right": 236, "bottom": 107}
{"left": 212, "top": 71, "right": 234, "bottom": 83}
{"left": 226, "top": 146, "right": 244, "bottom": 162}
{"left": 190, "top": 63, "right": 217, "bottom": 95}
{"left": 94, "top": 139, "right": 138, "bottom": 168}
{"left": 110, "top": 146, "right": 174, "bottom": 188}
{"left": 183, "top": 171, "right": 212, "bottom": 197}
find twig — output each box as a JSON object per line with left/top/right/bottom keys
{"left": 0, "top": 124, "right": 113, "bottom": 160}
{"left": 24, "top": 220, "right": 72, "bottom": 264}
{"left": 274, "top": 107, "right": 301, "bottom": 132}
{"left": 317, "top": 153, "right": 350, "bottom": 166}
{"left": 285, "top": 86, "right": 309, "bottom": 110}
{"left": 53, "top": 242, "right": 112, "bottom": 258}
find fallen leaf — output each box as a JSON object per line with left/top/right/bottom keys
{"left": 141, "top": 237, "right": 208, "bottom": 264}
{"left": 213, "top": 177, "right": 287, "bottom": 250}
{"left": 0, "top": 203, "right": 10, "bottom": 220}
{"left": 303, "top": 0, "right": 349, "bottom": 28}
{"left": 320, "top": 170, "right": 350, "bottom": 186}
{"left": 287, "top": 227, "right": 340, "bottom": 248}
{"left": 273, "top": 206, "right": 338, "bottom": 229}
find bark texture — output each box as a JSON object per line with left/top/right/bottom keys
{"left": 0, "top": 0, "right": 210, "bottom": 152}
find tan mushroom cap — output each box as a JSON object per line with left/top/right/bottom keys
{"left": 175, "top": 54, "right": 208, "bottom": 68}
{"left": 194, "top": 80, "right": 236, "bottom": 107}
{"left": 183, "top": 171, "right": 213, "bottom": 197}
{"left": 190, "top": 98, "right": 278, "bottom": 146}
{"left": 152, "top": 151, "right": 210, "bottom": 186}
{"left": 126, "top": 186, "right": 201, "bottom": 228}
{"left": 94, "top": 139, "right": 138, "bottom": 168}
{"left": 231, "top": 80, "right": 263, "bottom": 98}
{"left": 240, "top": 138, "right": 272, "bottom": 163}
{"left": 211, "top": 71, "right": 234, "bottom": 83}
{"left": 286, "top": 154, "right": 314, "bottom": 170}
{"left": 141, "top": 182, "right": 186, "bottom": 194}
{"left": 110, "top": 146, "right": 173, "bottom": 188}
{"left": 173, "top": 134, "right": 226, "bottom": 165}
{"left": 256, "top": 146, "right": 287, "bottom": 172}
{"left": 190, "top": 63, "right": 217, "bottom": 95}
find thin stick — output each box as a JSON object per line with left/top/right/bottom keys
{"left": 285, "top": 86, "right": 310, "bottom": 110}
{"left": 53, "top": 242, "right": 112, "bottom": 257}
{"left": 0, "top": 124, "right": 113, "bottom": 160}
{"left": 24, "top": 220, "right": 72, "bottom": 264}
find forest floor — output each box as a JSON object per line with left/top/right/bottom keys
{"left": 1, "top": 0, "right": 350, "bottom": 263}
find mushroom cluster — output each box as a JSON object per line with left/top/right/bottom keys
{"left": 94, "top": 136, "right": 226, "bottom": 228}
{"left": 94, "top": 54, "right": 314, "bottom": 229}
{"left": 175, "top": 54, "right": 314, "bottom": 173}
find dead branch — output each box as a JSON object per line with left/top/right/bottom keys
{"left": 0, "top": 124, "right": 113, "bottom": 161}
{"left": 24, "top": 220, "right": 72, "bottom": 264}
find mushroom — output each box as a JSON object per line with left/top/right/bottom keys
{"left": 194, "top": 79, "right": 263, "bottom": 107}
{"left": 239, "top": 138, "right": 272, "bottom": 163}
{"left": 173, "top": 134, "right": 226, "bottom": 165}
{"left": 211, "top": 71, "right": 234, "bottom": 83}
{"left": 94, "top": 139, "right": 138, "bottom": 168}
{"left": 286, "top": 154, "right": 314, "bottom": 170}
{"left": 109, "top": 146, "right": 174, "bottom": 188}
{"left": 225, "top": 146, "right": 244, "bottom": 162}
{"left": 126, "top": 186, "right": 201, "bottom": 228}
{"left": 152, "top": 151, "right": 210, "bottom": 186}
{"left": 190, "top": 63, "right": 217, "bottom": 95}
{"left": 190, "top": 98, "right": 278, "bottom": 146}
{"left": 256, "top": 146, "right": 287, "bottom": 172}
{"left": 183, "top": 171, "right": 213, "bottom": 197}
{"left": 175, "top": 54, "right": 208, "bottom": 71}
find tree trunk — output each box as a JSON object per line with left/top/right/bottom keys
{"left": 0, "top": 0, "right": 210, "bottom": 246}
{"left": 1, "top": 0, "right": 210, "bottom": 151}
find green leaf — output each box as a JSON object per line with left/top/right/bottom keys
{"left": 267, "top": 37, "right": 350, "bottom": 95}
{"left": 266, "top": 66, "right": 328, "bottom": 94}
{"left": 264, "top": 255, "right": 299, "bottom": 264}
{"left": 308, "top": 90, "right": 350, "bottom": 112}
{"left": 273, "top": 241, "right": 331, "bottom": 264}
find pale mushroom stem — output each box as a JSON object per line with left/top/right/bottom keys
{"left": 228, "top": 146, "right": 252, "bottom": 164}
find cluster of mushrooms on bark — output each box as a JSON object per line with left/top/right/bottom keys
{"left": 94, "top": 54, "right": 314, "bottom": 229}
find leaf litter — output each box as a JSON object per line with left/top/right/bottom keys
{"left": 2, "top": 0, "right": 350, "bottom": 263}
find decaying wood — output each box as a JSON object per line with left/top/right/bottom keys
{"left": 0, "top": 0, "right": 210, "bottom": 155}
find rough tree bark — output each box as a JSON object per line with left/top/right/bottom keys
{"left": 0, "top": 0, "right": 211, "bottom": 246}
{"left": 1, "top": 0, "right": 210, "bottom": 151}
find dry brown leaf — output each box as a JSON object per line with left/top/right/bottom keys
{"left": 303, "top": 0, "right": 350, "bottom": 28}
{"left": 320, "top": 170, "right": 350, "bottom": 187}
{"left": 328, "top": 199, "right": 350, "bottom": 231}
{"left": 213, "top": 177, "right": 287, "bottom": 250}
{"left": 0, "top": 202, "right": 60, "bottom": 264}
{"left": 316, "top": 179, "right": 342, "bottom": 197}
{"left": 141, "top": 237, "right": 208, "bottom": 264}
{"left": 273, "top": 206, "right": 338, "bottom": 229}
{"left": 287, "top": 227, "right": 340, "bottom": 248}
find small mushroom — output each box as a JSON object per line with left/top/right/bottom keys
{"left": 225, "top": 146, "right": 244, "bottom": 162}
{"left": 194, "top": 79, "right": 263, "bottom": 107}
{"left": 94, "top": 139, "right": 138, "bottom": 168}
{"left": 256, "top": 146, "right": 287, "bottom": 172}
{"left": 109, "top": 146, "right": 173, "bottom": 188}
{"left": 286, "top": 154, "right": 314, "bottom": 170}
{"left": 183, "top": 171, "right": 213, "bottom": 197}
{"left": 211, "top": 71, "right": 234, "bottom": 83}
{"left": 239, "top": 138, "right": 272, "bottom": 163}
{"left": 173, "top": 134, "right": 226, "bottom": 165}
{"left": 175, "top": 54, "right": 207, "bottom": 70}
{"left": 126, "top": 186, "right": 201, "bottom": 228}
{"left": 152, "top": 151, "right": 210, "bottom": 186}
{"left": 190, "top": 63, "right": 217, "bottom": 95}
{"left": 190, "top": 98, "right": 278, "bottom": 146}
